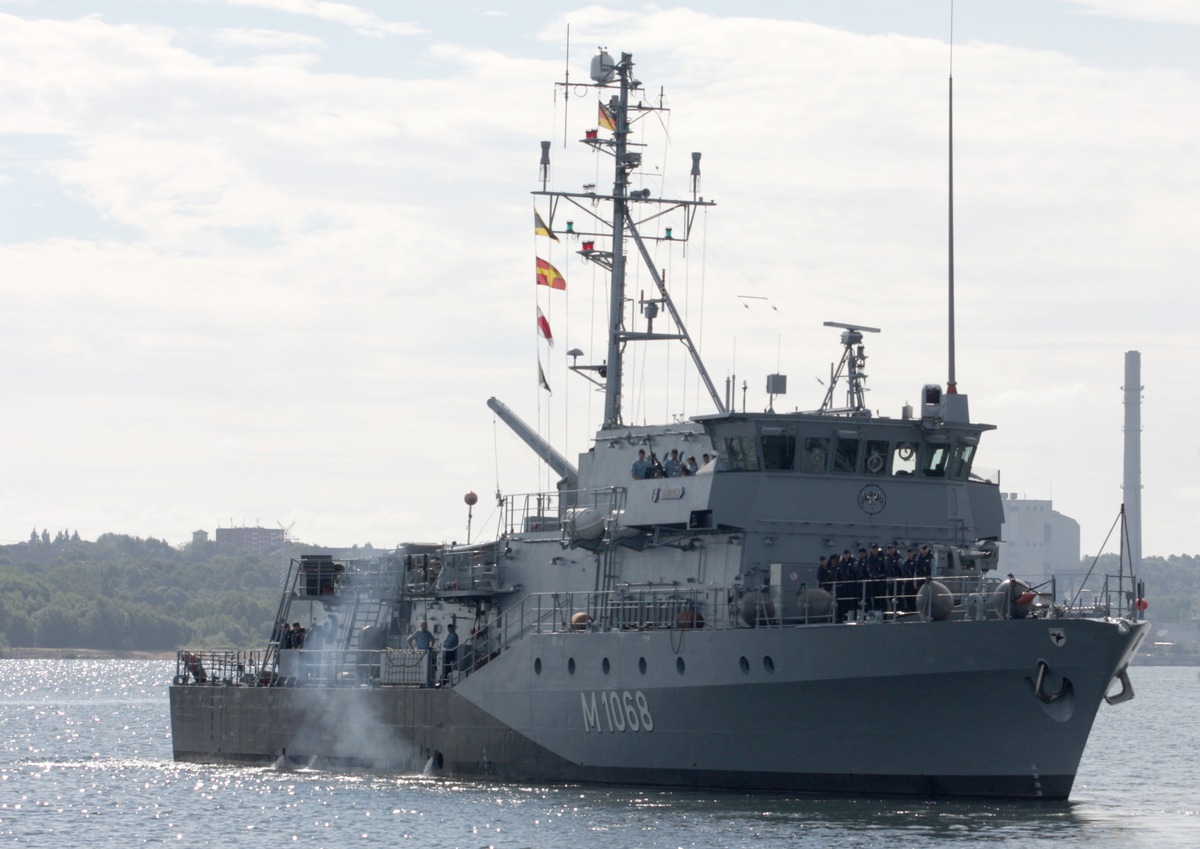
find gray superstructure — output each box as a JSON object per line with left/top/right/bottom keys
{"left": 170, "top": 50, "right": 1148, "bottom": 799}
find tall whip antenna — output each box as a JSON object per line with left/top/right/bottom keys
{"left": 562, "top": 25, "right": 571, "bottom": 146}
{"left": 946, "top": 2, "right": 958, "bottom": 394}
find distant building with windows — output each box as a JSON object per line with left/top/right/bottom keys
{"left": 192, "top": 529, "right": 209, "bottom": 544}
{"left": 998, "top": 494, "right": 1080, "bottom": 581}
{"left": 215, "top": 525, "right": 287, "bottom": 554}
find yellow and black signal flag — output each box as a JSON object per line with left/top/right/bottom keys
{"left": 534, "top": 208, "right": 559, "bottom": 241}
{"left": 598, "top": 101, "right": 616, "bottom": 132}
{"left": 535, "top": 257, "right": 566, "bottom": 290}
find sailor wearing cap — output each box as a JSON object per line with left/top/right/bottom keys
{"left": 915, "top": 545, "right": 934, "bottom": 585}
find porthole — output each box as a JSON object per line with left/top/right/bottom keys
{"left": 676, "top": 657, "right": 686, "bottom": 675}
{"left": 602, "top": 657, "right": 611, "bottom": 675}
{"left": 568, "top": 658, "right": 576, "bottom": 675}
{"left": 739, "top": 656, "right": 750, "bottom": 674}
{"left": 638, "top": 657, "right": 647, "bottom": 675}
{"left": 534, "top": 658, "right": 542, "bottom": 675}
{"left": 763, "top": 656, "right": 775, "bottom": 673}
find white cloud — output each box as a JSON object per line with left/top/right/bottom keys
{"left": 222, "top": 0, "right": 426, "bottom": 37}
{"left": 208, "top": 27, "right": 326, "bottom": 51}
{"left": 1066, "top": 0, "right": 1200, "bottom": 26}
{"left": 0, "top": 4, "right": 1196, "bottom": 557}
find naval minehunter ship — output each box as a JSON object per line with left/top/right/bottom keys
{"left": 170, "top": 49, "right": 1149, "bottom": 799}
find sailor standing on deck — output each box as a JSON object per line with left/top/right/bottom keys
{"left": 834, "top": 550, "right": 858, "bottom": 621}
{"left": 408, "top": 620, "right": 436, "bottom": 687}
{"left": 865, "top": 544, "right": 886, "bottom": 612}
{"left": 817, "top": 555, "right": 834, "bottom": 594}
{"left": 901, "top": 548, "right": 919, "bottom": 611}
{"left": 440, "top": 623, "right": 459, "bottom": 687}
{"left": 916, "top": 545, "right": 934, "bottom": 585}
{"left": 884, "top": 544, "right": 903, "bottom": 611}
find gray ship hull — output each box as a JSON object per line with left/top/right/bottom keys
{"left": 170, "top": 616, "right": 1145, "bottom": 799}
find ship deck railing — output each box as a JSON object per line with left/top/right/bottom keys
{"left": 173, "top": 649, "right": 272, "bottom": 687}
{"left": 497, "top": 487, "right": 628, "bottom": 539}
{"left": 173, "top": 572, "right": 1141, "bottom": 689}
{"left": 173, "top": 646, "right": 461, "bottom": 689}
{"left": 476, "top": 570, "right": 1145, "bottom": 651}
{"left": 500, "top": 491, "right": 562, "bottom": 536}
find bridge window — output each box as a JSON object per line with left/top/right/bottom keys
{"left": 720, "top": 435, "right": 760, "bottom": 472}
{"left": 950, "top": 443, "right": 977, "bottom": 480}
{"left": 863, "top": 440, "right": 889, "bottom": 475}
{"left": 922, "top": 443, "right": 949, "bottom": 477}
{"left": 761, "top": 433, "right": 796, "bottom": 471}
{"left": 801, "top": 437, "right": 830, "bottom": 473}
{"left": 832, "top": 438, "right": 859, "bottom": 474}
{"left": 893, "top": 441, "right": 918, "bottom": 475}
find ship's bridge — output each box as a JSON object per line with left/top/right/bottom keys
{"left": 695, "top": 410, "right": 995, "bottom": 482}
{"left": 592, "top": 407, "right": 1003, "bottom": 546}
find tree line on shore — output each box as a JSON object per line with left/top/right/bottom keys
{"left": 1086, "top": 553, "right": 1198, "bottom": 623}
{"left": 0, "top": 533, "right": 1195, "bottom": 652}
{"left": 0, "top": 533, "right": 282, "bottom": 651}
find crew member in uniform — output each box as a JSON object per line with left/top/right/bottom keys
{"left": 883, "top": 544, "right": 903, "bottom": 612}
{"left": 631, "top": 449, "right": 650, "bottom": 480}
{"left": 901, "top": 548, "right": 919, "bottom": 611}
{"left": 440, "top": 623, "right": 459, "bottom": 687}
{"left": 916, "top": 545, "right": 934, "bottom": 585}
{"left": 835, "top": 549, "right": 859, "bottom": 621}
{"left": 408, "top": 620, "right": 436, "bottom": 687}
{"left": 817, "top": 555, "right": 834, "bottom": 594}
{"left": 854, "top": 547, "right": 872, "bottom": 612}
{"left": 865, "top": 544, "right": 887, "bottom": 612}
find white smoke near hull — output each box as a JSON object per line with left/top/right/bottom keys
{"left": 277, "top": 687, "right": 432, "bottom": 774}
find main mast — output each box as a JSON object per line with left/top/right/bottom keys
{"left": 603, "top": 53, "right": 633, "bottom": 427}
{"left": 535, "top": 50, "right": 724, "bottom": 428}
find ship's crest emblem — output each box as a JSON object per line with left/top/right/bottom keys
{"left": 858, "top": 485, "right": 886, "bottom": 515}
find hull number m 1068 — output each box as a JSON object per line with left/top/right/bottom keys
{"left": 581, "top": 690, "right": 654, "bottom": 733}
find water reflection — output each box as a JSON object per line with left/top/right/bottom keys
{"left": 0, "top": 660, "right": 1195, "bottom": 848}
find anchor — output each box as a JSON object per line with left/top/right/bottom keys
{"left": 1031, "top": 660, "right": 1070, "bottom": 704}
{"left": 1103, "top": 666, "right": 1135, "bottom": 705}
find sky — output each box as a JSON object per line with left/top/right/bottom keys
{"left": 1, "top": 1, "right": 1197, "bottom": 559}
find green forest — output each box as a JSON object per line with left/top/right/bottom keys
{"left": 0, "top": 533, "right": 285, "bottom": 651}
{"left": 0, "top": 533, "right": 1195, "bottom": 652}
{"left": 1086, "top": 552, "right": 1199, "bottom": 623}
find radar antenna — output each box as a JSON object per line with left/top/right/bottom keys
{"left": 818, "top": 321, "right": 880, "bottom": 415}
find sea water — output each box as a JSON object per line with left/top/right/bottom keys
{"left": 0, "top": 659, "right": 1195, "bottom": 848}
